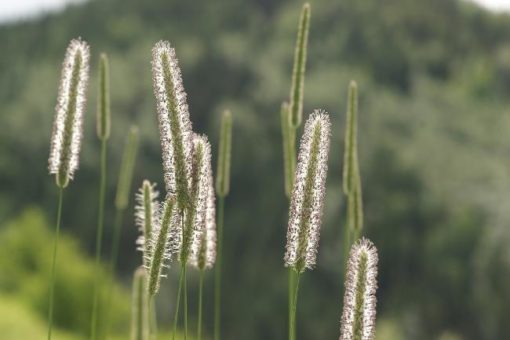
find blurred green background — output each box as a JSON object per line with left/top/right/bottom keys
{"left": 1, "top": 0, "right": 510, "bottom": 339}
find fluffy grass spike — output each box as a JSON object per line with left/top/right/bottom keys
{"left": 343, "top": 81, "right": 361, "bottom": 199}
{"left": 288, "top": 3, "right": 311, "bottom": 128}
{"left": 284, "top": 110, "right": 331, "bottom": 273}
{"left": 48, "top": 38, "right": 90, "bottom": 188}
{"left": 340, "top": 238, "right": 378, "bottom": 340}
{"left": 131, "top": 267, "right": 150, "bottom": 340}
{"left": 135, "top": 180, "right": 160, "bottom": 267}
{"left": 216, "top": 110, "right": 232, "bottom": 198}
{"left": 96, "top": 53, "right": 111, "bottom": 140}
{"left": 152, "top": 40, "right": 193, "bottom": 211}
{"left": 181, "top": 134, "right": 211, "bottom": 264}
{"left": 191, "top": 172, "right": 217, "bottom": 270}
{"left": 147, "top": 196, "right": 181, "bottom": 296}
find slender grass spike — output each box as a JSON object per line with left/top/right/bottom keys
{"left": 96, "top": 53, "right": 111, "bottom": 140}
{"left": 115, "top": 126, "right": 140, "bottom": 210}
{"left": 284, "top": 110, "right": 331, "bottom": 273}
{"left": 288, "top": 3, "right": 311, "bottom": 128}
{"left": 216, "top": 110, "right": 232, "bottom": 198}
{"left": 191, "top": 172, "right": 217, "bottom": 270}
{"left": 135, "top": 180, "right": 160, "bottom": 267}
{"left": 48, "top": 38, "right": 90, "bottom": 188}
{"left": 340, "top": 238, "right": 378, "bottom": 340}
{"left": 131, "top": 267, "right": 150, "bottom": 340}
{"left": 181, "top": 134, "right": 211, "bottom": 264}
{"left": 152, "top": 40, "right": 193, "bottom": 211}
{"left": 147, "top": 196, "right": 181, "bottom": 296}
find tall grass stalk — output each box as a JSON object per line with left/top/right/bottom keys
{"left": 192, "top": 172, "right": 216, "bottom": 340}
{"left": 47, "top": 38, "right": 90, "bottom": 340}
{"left": 91, "top": 52, "right": 111, "bottom": 340}
{"left": 285, "top": 4, "right": 310, "bottom": 336}
{"left": 214, "top": 109, "right": 232, "bottom": 340}
{"left": 342, "top": 81, "right": 364, "bottom": 273}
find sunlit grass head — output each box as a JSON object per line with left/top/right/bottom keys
{"left": 48, "top": 38, "right": 90, "bottom": 188}
{"left": 151, "top": 40, "right": 193, "bottom": 211}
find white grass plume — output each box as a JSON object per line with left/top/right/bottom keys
{"left": 48, "top": 38, "right": 90, "bottom": 188}
{"left": 190, "top": 169, "right": 217, "bottom": 270}
{"left": 340, "top": 238, "right": 378, "bottom": 340}
{"left": 284, "top": 110, "right": 331, "bottom": 272}
{"left": 181, "top": 134, "right": 212, "bottom": 264}
{"left": 151, "top": 40, "right": 193, "bottom": 210}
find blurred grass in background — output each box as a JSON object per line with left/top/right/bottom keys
{"left": 1, "top": 0, "right": 510, "bottom": 339}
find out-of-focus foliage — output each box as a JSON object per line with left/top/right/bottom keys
{"left": 1, "top": 0, "right": 510, "bottom": 339}
{"left": 0, "top": 209, "right": 130, "bottom": 337}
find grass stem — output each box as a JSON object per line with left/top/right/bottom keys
{"left": 214, "top": 196, "right": 225, "bottom": 340}
{"left": 47, "top": 187, "right": 64, "bottom": 340}
{"left": 197, "top": 270, "right": 204, "bottom": 340}
{"left": 172, "top": 265, "right": 185, "bottom": 340}
{"left": 289, "top": 272, "right": 301, "bottom": 340}
{"left": 91, "top": 138, "right": 107, "bottom": 339}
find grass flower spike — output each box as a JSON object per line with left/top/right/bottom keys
{"left": 135, "top": 180, "right": 160, "bottom": 267}
{"left": 152, "top": 40, "right": 193, "bottom": 211}
{"left": 147, "top": 196, "right": 181, "bottom": 296}
{"left": 181, "top": 134, "right": 212, "bottom": 264}
{"left": 131, "top": 267, "right": 150, "bottom": 340}
{"left": 96, "top": 53, "right": 111, "bottom": 140}
{"left": 115, "top": 126, "right": 140, "bottom": 210}
{"left": 342, "top": 81, "right": 364, "bottom": 276}
{"left": 216, "top": 110, "right": 232, "bottom": 198}
{"left": 191, "top": 174, "right": 217, "bottom": 270}
{"left": 48, "top": 38, "right": 90, "bottom": 188}
{"left": 288, "top": 3, "right": 310, "bottom": 128}
{"left": 284, "top": 110, "right": 331, "bottom": 273}
{"left": 340, "top": 238, "right": 378, "bottom": 340}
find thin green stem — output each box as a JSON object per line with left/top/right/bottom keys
{"left": 47, "top": 187, "right": 64, "bottom": 340}
{"left": 172, "top": 265, "right": 185, "bottom": 340}
{"left": 183, "top": 265, "right": 188, "bottom": 340}
{"left": 149, "top": 296, "right": 157, "bottom": 340}
{"left": 287, "top": 126, "right": 297, "bottom": 340}
{"left": 289, "top": 272, "right": 301, "bottom": 340}
{"left": 101, "top": 208, "right": 124, "bottom": 339}
{"left": 197, "top": 270, "right": 204, "bottom": 340}
{"left": 214, "top": 196, "right": 225, "bottom": 340}
{"left": 91, "top": 138, "right": 107, "bottom": 340}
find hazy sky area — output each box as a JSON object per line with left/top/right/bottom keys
{"left": 0, "top": 0, "right": 509, "bottom": 23}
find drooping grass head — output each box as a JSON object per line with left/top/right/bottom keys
{"left": 284, "top": 110, "right": 331, "bottom": 273}
{"left": 48, "top": 38, "right": 90, "bottom": 188}
{"left": 151, "top": 41, "right": 193, "bottom": 211}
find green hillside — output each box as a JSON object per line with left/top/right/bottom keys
{"left": 1, "top": 0, "right": 510, "bottom": 338}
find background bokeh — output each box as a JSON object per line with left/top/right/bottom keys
{"left": 1, "top": 0, "right": 510, "bottom": 339}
